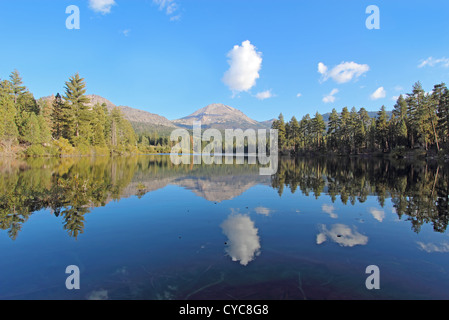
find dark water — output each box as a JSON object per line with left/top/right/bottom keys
{"left": 0, "top": 155, "right": 448, "bottom": 300}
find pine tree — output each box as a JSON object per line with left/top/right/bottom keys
{"left": 348, "top": 107, "right": 359, "bottom": 153}
{"left": 312, "top": 112, "right": 326, "bottom": 149}
{"left": 327, "top": 108, "right": 340, "bottom": 152}
{"left": 9, "top": 70, "right": 38, "bottom": 114}
{"left": 299, "top": 114, "right": 311, "bottom": 151}
{"left": 406, "top": 82, "right": 432, "bottom": 149}
{"left": 357, "top": 108, "right": 371, "bottom": 151}
{"left": 339, "top": 107, "right": 350, "bottom": 153}
{"left": 436, "top": 84, "right": 449, "bottom": 145}
{"left": 9, "top": 70, "right": 26, "bottom": 106}
{"left": 63, "top": 73, "right": 91, "bottom": 146}
{"left": 289, "top": 116, "right": 300, "bottom": 152}
{"left": 376, "top": 106, "right": 390, "bottom": 152}
{"left": 392, "top": 95, "right": 408, "bottom": 147}
{"left": 109, "top": 107, "right": 136, "bottom": 148}
{"left": 37, "top": 97, "right": 54, "bottom": 131}
{"left": 51, "top": 93, "right": 65, "bottom": 140}
{"left": 272, "top": 113, "right": 287, "bottom": 151}
{"left": 91, "top": 103, "right": 107, "bottom": 147}
{"left": 21, "top": 113, "right": 41, "bottom": 145}
{"left": 0, "top": 80, "right": 19, "bottom": 152}
{"left": 37, "top": 114, "right": 51, "bottom": 145}
{"left": 430, "top": 83, "right": 448, "bottom": 150}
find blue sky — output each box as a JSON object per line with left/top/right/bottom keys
{"left": 1, "top": 0, "right": 448, "bottom": 121}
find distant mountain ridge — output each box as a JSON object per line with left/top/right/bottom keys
{"left": 40, "top": 95, "right": 274, "bottom": 133}
{"left": 40, "top": 94, "right": 388, "bottom": 134}
{"left": 86, "top": 95, "right": 177, "bottom": 130}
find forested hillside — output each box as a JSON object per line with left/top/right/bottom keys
{"left": 0, "top": 70, "right": 137, "bottom": 156}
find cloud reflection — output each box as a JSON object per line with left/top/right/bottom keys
{"left": 221, "top": 214, "right": 261, "bottom": 266}
{"left": 316, "top": 224, "right": 368, "bottom": 247}
{"left": 322, "top": 204, "right": 338, "bottom": 219}
{"left": 87, "top": 289, "right": 109, "bottom": 300}
{"left": 369, "top": 207, "right": 385, "bottom": 222}
{"left": 254, "top": 207, "right": 273, "bottom": 216}
{"left": 417, "top": 241, "right": 449, "bottom": 253}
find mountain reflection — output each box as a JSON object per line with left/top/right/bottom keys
{"left": 0, "top": 155, "right": 448, "bottom": 240}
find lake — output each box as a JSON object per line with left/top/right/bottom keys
{"left": 0, "top": 155, "right": 448, "bottom": 300}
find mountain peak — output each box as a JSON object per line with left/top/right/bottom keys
{"left": 174, "top": 103, "right": 266, "bottom": 129}
{"left": 192, "top": 103, "right": 237, "bottom": 116}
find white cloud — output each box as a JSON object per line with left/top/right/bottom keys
{"left": 417, "top": 242, "right": 449, "bottom": 253}
{"left": 316, "top": 224, "right": 368, "bottom": 247}
{"left": 88, "top": 0, "right": 116, "bottom": 14}
{"left": 318, "top": 61, "right": 370, "bottom": 84}
{"left": 254, "top": 207, "right": 274, "bottom": 216}
{"left": 121, "top": 29, "right": 131, "bottom": 37}
{"left": 170, "top": 14, "right": 182, "bottom": 21}
{"left": 370, "top": 87, "right": 386, "bottom": 100}
{"left": 369, "top": 207, "right": 385, "bottom": 222}
{"left": 418, "top": 57, "right": 449, "bottom": 68}
{"left": 153, "top": 0, "right": 181, "bottom": 20}
{"left": 318, "top": 62, "right": 328, "bottom": 75}
{"left": 221, "top": 214, "right": 261, "bottom": 266}
{"left": 255, "top": 90, "right": 274, "bottom": 100}
{"left": 322, "top": 204, "right": 338, "bottom": 219}
{"left": 296, "top": 93, "right": 302, "bottom": 98}
{"left": 392, "top": 95, "right": 400, "bottom": 101}
{"left": 394, "top": 86, "right": 404, "bottom": 92}
{"left": 323, "top": 88, "right": 339, "bottom": 103}
{"left": 223, "top": 40, "right": 263, "bottom": 94}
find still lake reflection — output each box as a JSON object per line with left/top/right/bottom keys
{"left": 0, "top": 155, "right": 448, "bottom": 300}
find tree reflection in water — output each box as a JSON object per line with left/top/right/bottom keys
{"left": 0, "top": 155, "right": 447, "bottom": 240}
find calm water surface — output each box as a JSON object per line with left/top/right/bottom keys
{"left": 0, "top": 155, "right": 448, "bottom": 300}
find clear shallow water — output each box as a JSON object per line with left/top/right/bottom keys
{"left": 0, "top": 155, "right": 448, "bottom": 300}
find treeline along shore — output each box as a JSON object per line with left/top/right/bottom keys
{"left": 1, "top": 70, "right": 448, "bottom": 161}
{"left": 272, "top": 81, "right": 449, "bottom": 160}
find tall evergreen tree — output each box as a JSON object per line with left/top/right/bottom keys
{"left": 312, "top": 112, "right": 326, "bottom": 149}
{"left": 9, "top": 70, "right": 38, "bottom": 114}
{"left": 435, "top": 84, "right": 449, "bottom": 144}
{"left": 63, "top": 73, "right": 91, "bottom": 146}
{"left": 376, "top": 105, "right": 390, "bottom": 152}
{"left": 289, "top": 116, "right": 300, "bottom": 152}
{"left": 272, "top": 113, "right": 287, "bottom": 150}
{"left": 91, "top": 103, "right": 108, "bottom": 147}
{"left": 9, "top": 70, "right": 25, "bottom": 106}
{"left": 430, "top": 83, "right": 448, "bottom": 150}
{"left": 392, "top": 95, "right": 408, "bottom": 147}
{"left": 0, "top": 80, "right": 19, "bottom": 151}
{"left": 339, "top": 107, "right": 351, "bottom": 152}
{"left": 406, "top": 81, "right": 433, "bottom": 149}
{"left": 327, "top": 108, "right": 340, "bottom": 152}
{"left": 299, "top": 114, "right": 311, "bottom": 151}
{"left": 51, "top": 93, "right": 65, "bottom": 140}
